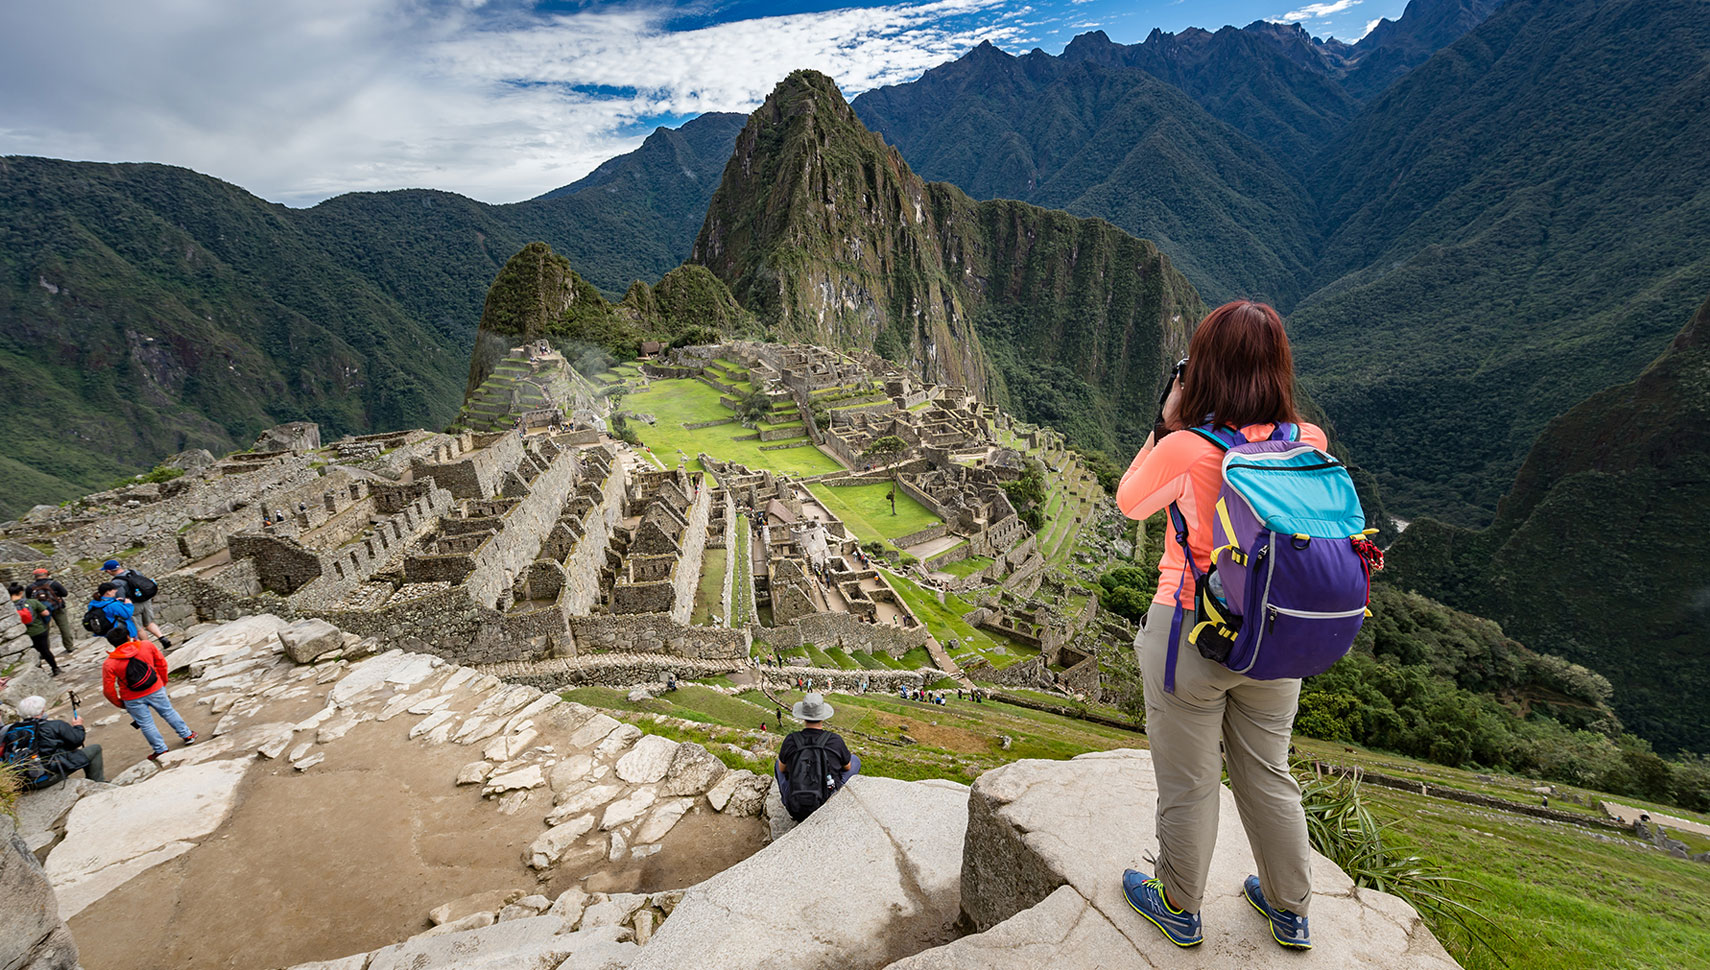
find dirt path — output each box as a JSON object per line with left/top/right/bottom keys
{"left": 68, "top": 720, "right": 547, "bottom": 970}
{"left": 1602, "top": 801, "right": 1710, "bottom": 838}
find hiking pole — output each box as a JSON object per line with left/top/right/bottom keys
{"left": 68, "top": 689, "right": 79, "bottom": 721}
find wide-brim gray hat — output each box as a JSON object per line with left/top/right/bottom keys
{"left": 792, "top": 693, "right": 834, "bottom": 721}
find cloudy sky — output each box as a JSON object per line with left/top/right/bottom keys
{"left": 0, "top": 0, "right": 1406, "bottom": 207}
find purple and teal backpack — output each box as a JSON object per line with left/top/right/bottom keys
{"left": 1163, "top": 422, "right": 1383, "bottom": 691}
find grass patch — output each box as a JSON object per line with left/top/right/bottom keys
{"left": 938, "top": 554, "right": 994, "bottom": 578}
{"left": 624, "top": 379, "right": 842, "bottom": 476}
{"left": 691, "top": 553, "right": 726, "bottom": 626}
{"left": 807, "top": 483, "right": 939, "bottom": 542}
{"left": 886, "top": 570, "right": 1038, "bottom": 670}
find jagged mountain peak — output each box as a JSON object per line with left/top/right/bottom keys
{"left": 691, "top": 71, "right": 1202, "bottom": 452}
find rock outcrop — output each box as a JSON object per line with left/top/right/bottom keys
{"left": 907, "top": 749, "right": 1458, "bottom": 968}
{"left": 628, "top": 775, "right": 971, "bottom": 970}
{"left": 1, "top": 815, "right": 79, "bottom": 970}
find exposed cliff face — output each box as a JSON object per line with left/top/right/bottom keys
{"left": 1387, "top": 293, "right": 1710, "bottom": 753}
{"left": 692, "top": 71, "right": 1202, "bottom": 454}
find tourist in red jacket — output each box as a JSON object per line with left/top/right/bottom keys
{"left": 101, "top": 627, "right": 196, "bottom": 760}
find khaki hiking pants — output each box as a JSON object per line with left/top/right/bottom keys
{"left": 1138, "top": 601, "right": 1312, "bottom": 915}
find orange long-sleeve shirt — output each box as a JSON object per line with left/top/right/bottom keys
{"left": 1116, "top": 422, "right": 1327, "bottom": 606}
{"left": 102, "top": 638, "right": 169, "bottom": 706}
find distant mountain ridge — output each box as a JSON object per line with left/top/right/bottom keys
{"left": 854, "top": 0, "right": 1710, "bottom": 526}
{"left": 0, "top": 115, "right": 744, "bottom": 519}
{"left": 1386, "top": 291, "right": 1710, "bottom": 753}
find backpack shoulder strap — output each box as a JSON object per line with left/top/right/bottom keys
{"left": 1186, "top": 424, "right": 1243, "bottom": 452}
{"left": 1269, "top": 421, "right": 1301, "bottom": 442}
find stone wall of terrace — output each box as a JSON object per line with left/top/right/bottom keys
{"left": 410, "top": 431, "right": 524, "bottom": 500}
{"left": 461, "top": 441, "right": 582, "bottom": 610}
{"left": 568, "top": 614, "right": 750, "bottom": 660}
{"left": 767, "top": 610, "right": 929, "bottom": 656}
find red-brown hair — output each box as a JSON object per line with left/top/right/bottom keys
{"left": 1176, "top": 300, "right": 1300, "bottom": 430}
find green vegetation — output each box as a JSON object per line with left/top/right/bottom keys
{"left": 1298, "top": 771, "right": 1495, "bottom": 957}
{"left": 691, "top": 554, "right": 726, "bottom": 626}
{"left": 1298, "top": 585, "right": 1710, "bottom": 811}
{"left": 730, "top": 515, "right": 754, "bottom": 628}
{"left": 807, "top": 483, "right": 937, "bottom": 543}
{"left": 937, "top": 554, "right": 992, "bottom": 578}
{"left": 1387, "top": 293, "right": 1710, "bottom": 755}
{"left": 885, "top": 570, "right": 1035, "bottom": 670}
{"left": 109, "top": 464, "right": 185, "bottom": 490}
{"left": 0, "top": 114, "right": 747, "bottom": 518}
{"left": 621, "top": 379, "right": 841, "bottom": 476}
{"left": 0, "top": 762, "right": 20, "bottom": 819}
{"left": 1353, "top": 777, "right": 1710, "bottom": 970}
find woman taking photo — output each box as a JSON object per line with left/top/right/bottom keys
{"left": 1113, "top": 300, "right": 1322, "bottom": 950}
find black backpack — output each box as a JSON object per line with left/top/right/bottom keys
{"left": 81, "top": 605, "right": 115, "bottom": 635}
{"left": 123, "top": 572, "right": 159, "bottom": 602}
{"left": 784, "top": 733, "right": 842, "bottom": 822}
{"left": 26, "top": 580, "right": 64, "bottom": 613}
{"left": 2, "top": 720, "right": 51, "bottom": 787}
{"left": 121, "top": 656, "right": 160, "bottom": 694}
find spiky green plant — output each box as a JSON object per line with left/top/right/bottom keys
{"left": 1298, "top": 766, "right": 1507, "bottom": 962}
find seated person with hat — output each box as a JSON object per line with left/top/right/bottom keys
{"left": 775, "top": 692, "right": 861, "bottom": 822}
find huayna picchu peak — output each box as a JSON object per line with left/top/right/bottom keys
{"left": 693, "top": 69, "right": 1201, "bottom": 457}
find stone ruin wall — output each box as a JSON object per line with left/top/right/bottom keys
{"left": 764, "top": 610, "right": 929, "bottom": 656}
{"left": 460, "top": 443, "right": 583, "bottom": 610}
{"left": 411, "top": 431, "right": 523, "bottom": 500}
{"left": 756, "top": 665, "right": 928, "bottom": 693}
{"left": 568, "top": 614, "right": 750, "bottom": 661}
{"left": 484, "top": 654, "right": 744, "bottom": 692}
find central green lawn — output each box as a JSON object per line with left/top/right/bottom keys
{"left": 623, "top": 379, "right": 842, "bottom": 476}
{"left": 808, "top": 483, "right": 938, "bottom": 542}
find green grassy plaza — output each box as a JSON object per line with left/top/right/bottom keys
{"left": 621, "top": 378, "right": 843, "bottom": 477}
{"left": 807, "top": 482, "right": 939, "bottom": 543}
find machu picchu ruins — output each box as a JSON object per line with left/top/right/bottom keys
{"left": 0, "top": 336, "right": 1133, "bottom": 705}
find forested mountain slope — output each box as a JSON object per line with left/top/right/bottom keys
{"left": 850, "top": 44, "right": 1318, "bottom": 307}
{"left": 691, "top": 71, "right": 1203, "bottom": 454}
{"left": 854, "top": 0, "right": 1709, "bottom": 527}
{"left": 1292, "top": 0, "right": 1710, "bottom": 522}
{"left": 0, "top": 114, "right": 743, "bottom": 518}
{"left": 0, "top": 157, "right": 464, "bottom": 518}
{"left": 1386, "top": 292, "right": 1710, "bottom": 754}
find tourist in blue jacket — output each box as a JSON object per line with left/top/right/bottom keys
{"left": 85, "top": 582, "right": 138, "bottom": 638}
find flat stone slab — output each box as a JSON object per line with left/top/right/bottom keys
{"left": 629, "top": 775, "right": 969, "bottom": 970}
{"left": 616, "top": 735, "right": 678, "bottom": 784}
{"left": 366, "top": 915, "right": 620, "bottom": 970}
{"left": 946, "top": 749, "right": 1460, "bottom": 969}
{"left": 12, "top": 778, "right": 105, "bottom": 852}
{"left": 45, "top": 758, "right": 252, "bottom": 919}
{"left": 168, "top": 614, "right": 290, "bottom": 673}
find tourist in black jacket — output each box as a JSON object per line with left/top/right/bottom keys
{"left": 2, "top": 695, "right": 106, "bottom": 788}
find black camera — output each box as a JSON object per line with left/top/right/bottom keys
{"left": 1156, "top": 357, "right": 1189, "bottom": 422}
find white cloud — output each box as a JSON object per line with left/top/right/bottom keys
{"left": 0, "top": 0, "right": 1030, "bottom": 206}
{"left": 1277, "top": 0, "right": 1360, "bottom": 22}
{"left": 1360, "top": 17, "right": 1383, "bottom": 38}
